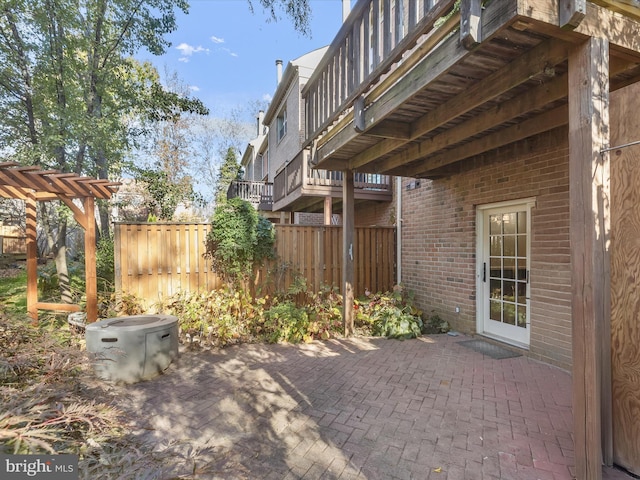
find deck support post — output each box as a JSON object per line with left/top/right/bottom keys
{"left": 324, "top": 196, "right": 333, "bottom": 225}
{"left": 343, "top": 169, "right": 355, "bottom": 336}
{"left": 568, "top": 37, "right": 610, "bottom": 480}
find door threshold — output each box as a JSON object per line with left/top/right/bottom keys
{"left": 477, "top": 333, "right": 529, "bottom": 352}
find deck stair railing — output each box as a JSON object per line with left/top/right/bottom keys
{"left": 303, "top": 0, "right": 458, "bottom": 143}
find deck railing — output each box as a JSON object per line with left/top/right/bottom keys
{"left": 227, "top": 180, "right": 273, "bottom": 210}
{"left": 303, "top": 0, "right": 457, "bottom": 142}
{"left": 273, "top": 149, "right": 392, "bottom": 204}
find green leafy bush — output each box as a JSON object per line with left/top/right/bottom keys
{"left": 355, "top": 286, "right": 423, "bottom": 339}
{"left": 205, "top": 198, "right": 275, "bottom": 286}
{"left": 263, "top": 300, "right": 311, "bottom": 343}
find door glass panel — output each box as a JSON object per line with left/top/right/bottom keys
{"left": 504, "top": 303, "right": 516, "bottom": 325}
{"left": 517, "top": 281, "right": 526, "bottom": 303}
{"left": 483, "top": 208, "right": 529, "bottom": 340}
{"left": 490, "top": 257, "right": 501, "bottom": 278}
{"left": 490, "top": 215, "right": 501, "bottom": 234}
{"left": 517, "top": 305, "right": 527, "bottom": 328}
{"left": 517, "top": 235, "right": 527, "bottom": 257}
{"left": 490, "top": 300, "right": 501, "bottom": 321}
{"left": 503, "top": 280, "right": 515, "bottom": 301}
{"left": 517, "top": 258, "right": 527, "bottom": 281}
{"left": 503, "top": 257, "right": 515, "bottom": 279}
{"left": 503, "top": 213, "right": 516, "bottom": 234}
{"left": 504, "top": 235, "right": 516, "bottom": 256}
{"left": 490, "top": 236, "right": 502, "bottom": 256}
{"left": 490, "top": 279, "right": 501, "bottom": 299}
{"left": 518, "top": 212, "right": 527, "bottom": 233}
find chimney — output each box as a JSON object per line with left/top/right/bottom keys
{"left": 342, "top": 0, "right": 351, "bottom": 22}
{"left": 276, "top": 59, "right": 283, "bottom": 85}
{"left": 257, "top": 110, "right": 264, "bottom": 136}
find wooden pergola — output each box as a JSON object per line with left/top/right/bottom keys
{"left": 0, "top": 162, "right": 119, "bottom": 323}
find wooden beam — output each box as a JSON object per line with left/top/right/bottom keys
{"left": 397, "top": 105, "right": 568, "bottom": 178}
{"left": 376, "top": 72, "right": 569, "bottom": 173}
{"left": 590, "top": 0, "right": 640, "bottom": 21}
{"left": 34, "top": 302, "right": 81, "bottom": 313}
{"left": 59, "top": 196, "right": 88, "bottom": 229}
{"left": 569, "top": 37, "right": 609, "bottom": 480}
{"left": 574, "top": 3, "right": 640, "bottom": 53}
{"left": 26, "top": 194, "right": 38, "bottom": 323}
{"left": 354, "top": 95, "right": 366, "bottom": 132}
{"left": 365, "top": 120, "right": 412, "bottom": 139}
{"left": 460, "top": 0, "right": 482, "bottom": 49}
{"left": 559, "top": 0, "right": 586, "bottom": 29}
{"left": 343, "top": 170, "right": 355, "bottom": 336}
{"left": 350, "top": 37, "right": 569, "bottom": 170}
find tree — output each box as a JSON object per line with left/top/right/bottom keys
{"left": 215, "top": 146, "right": 242, "bottom": 206}
{"left": 0, "top": 0, "right": 310, "bottom": 303}
{"left": 0, "top": 0, "right": 203, "bottom": 302}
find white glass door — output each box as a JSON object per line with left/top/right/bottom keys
{"left": 477, "top": 201, "right": 532, "bottom": 346}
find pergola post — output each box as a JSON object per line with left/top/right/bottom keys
{"left": 568, "top": 37, "right": 610, "bottom": 480}
{"left": 84, "top": 196, "right": 98, "bottom": 323}
{"left": 343, "top": 169, "right": 355, "bottom": 336}
{"left": 26, "top": 193, "right": 38, "bottom": 323}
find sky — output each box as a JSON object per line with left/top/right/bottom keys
{"left": 136, "top": 0, "right": 349, "bottom": 122}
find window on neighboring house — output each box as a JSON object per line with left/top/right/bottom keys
{"left": 277, "top": 108, "right": 287, "bottom": 142}
{"left": 262, "top": 149, "right": 269, "bottom": 181}
{"left": 253, "top": 156, "right": 261, "bottom": 180}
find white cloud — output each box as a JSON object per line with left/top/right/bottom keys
{"left": 176, "top": 42, "right": 209, "bottom": 57}
{"left": 190, "top": 85, "right": 200, "bottom": 92}
{"left": 262, "top": 93, "right": 272, "bottom": 102}
{"left": 210, "top": 35, "right": 225, "bottom": 44}
{"left": 178, "top": 57, "right": 189, "bottom": 63}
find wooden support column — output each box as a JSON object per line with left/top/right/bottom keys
{"left": 25, "top": 194, "right": 38, "bottom": 323}
{"left": 84, "top": 196, "right": 98, "bottom": 323}
{"left": 568, "top": 37, "right": 610, "bottom": 480}
{"left": 343, "top": 169, "right": 355, "bottom": 336}
{"left": 324, "top": 196, "right": 333, "bottom": 225}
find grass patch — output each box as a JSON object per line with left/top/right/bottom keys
{"left": 0, "top": 266, "right": 27, "bottom": 315}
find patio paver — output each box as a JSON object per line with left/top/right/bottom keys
{"left": 110, "top": 334, "right": 634, "bottom": 479}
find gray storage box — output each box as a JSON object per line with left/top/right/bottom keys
{"left": 86, "top": 315, "right": 179, "bottom": 383}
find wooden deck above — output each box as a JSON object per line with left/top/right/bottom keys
{"left": 307, "top": 0, "right": 640, "bottom": 178}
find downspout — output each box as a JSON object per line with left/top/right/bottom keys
{"left": 396, "top": 176, "right": 402, "bottom": 285}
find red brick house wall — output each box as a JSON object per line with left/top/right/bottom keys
{"left": 400, "top": 127, "right": 572, "bottom": 369}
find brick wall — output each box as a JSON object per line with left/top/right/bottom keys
{"left": 400, "top": 127, "right": 572, "bottom": 370}
{"left": 355, "top": 194, "right": 397, "bottom": 227}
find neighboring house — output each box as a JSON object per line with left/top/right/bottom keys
{"left": 229, "top": 0, "right": 395, "bottom": 226}
{"left": 227, "top": 111, "right": 281, "bottom": 222}
{"left": 303, "top": 0, "right": 640, "bottom": 477}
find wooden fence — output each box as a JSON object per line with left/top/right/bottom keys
{"left": 114, "top": 223, "right": 396, "bottom": 308}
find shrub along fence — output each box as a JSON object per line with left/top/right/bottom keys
{"left": 114, "top": 223, "right": 396, "bottom": 309}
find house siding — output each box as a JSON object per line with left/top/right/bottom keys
{"left": 401, "top": 127, "right": 572, "bottom": 370}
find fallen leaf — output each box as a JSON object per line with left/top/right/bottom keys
{"left": 433, "top": 467, "right": 442, "bottom": 473}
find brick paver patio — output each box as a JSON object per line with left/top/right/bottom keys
{"left": 112, "top": 334, "right": 633, "bottom": 479}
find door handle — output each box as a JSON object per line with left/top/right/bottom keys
{"left": 483, "top": 262, "right": 486, "bottom": 282}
